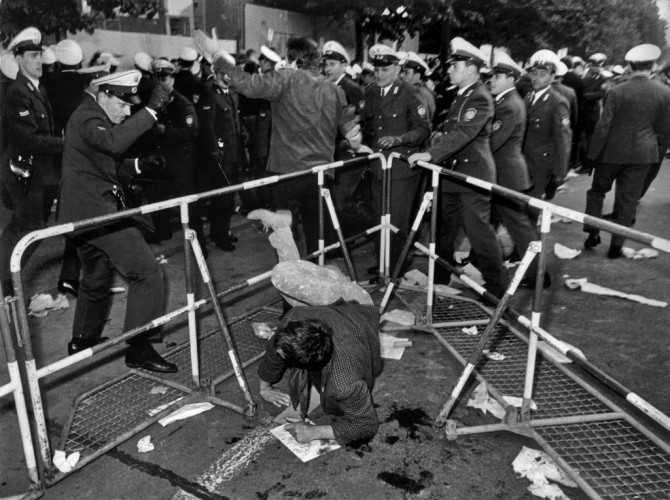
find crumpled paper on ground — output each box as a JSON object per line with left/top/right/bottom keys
{"left": 28, "top": 293, "right": 69, "bottom": 317}
{"left": 137, "top": 435, "right": 154, "bottom": 453}
{"left": 380, "top": 309, "right": 415, "bottom": 326}
{"left": 379, "top": 332, "right": 410, "bottom": 360}
{"left": 53, "top": 450, "right": 80, "bottom": 473}
{"left": 159, "top": 402, "right": 214, "bottom": 426}
{"left": 513, "top": 446, "right": 577, "bottom": 499}
{"left": 553, "top": 243, "right": 581, "bottom": 260}
{"left": 565, "top": 277, "right": 667, "bottom": 308}
{"left": 621, "top": 247, "right": 659, "bottom": 260}
{"left": 467, "top": 383, "right": 538, "bottom": 420}
{"left": 400, "top": 269, "right": 462, "bottom": 295}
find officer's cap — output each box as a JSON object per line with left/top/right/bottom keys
{"left": 555, "top": 61, "right": 568, "bottom": 77}
{"left": 600, "top": 69, "right": 613, "bottom": 79}
{"left": 259, "top": 45, "right": 281, "bottom": 64}
{"left": 179, "top": 47, "right": 198, "bottom": 63}
{"left": 611, "top": 64, "right": 625, "bottom": 76}
{"left": 625, "top": 44, "right": 661, "bottom": 64}
{"left": 77, "top": 64, "right": 109, "bottom": 81}
{"left": 530, "top": 49, "right": 560, "bottom": 71}
{"left": 323, "top": 40, "right": 350, "bottom": 64}
{"left": 361, "top": 61, "right": 374, "bottom": 74}
{"left": 572, "top": 56, "right": 586, "bottom": 66}
{"left": 448, "top": 37, "right": 486, "bottom": 66}
{"left": 55, "top": 40, "right": 83, "bottom": 67}
{"left": 152, "top": 58, "right": 175, "bottom": 77}
{"left": 0, "top": 54, "right": 19, "bottom": 80}
{"left": 8, "top": 27, "right": 42, "bottom": 55}
{"left": 402, "top": 52, "right": 430, "bottom": 75}
{"left": 491, "top": 51, "right": 523, "bottom": 77}
{"left": 369, "top": 44, "right": 399, "bottom": 67}
{"left": 42, "top": 46, "right": 57, "bottom": 66}
{"left": 93, "top": 70, "right": 142, "bottom": 104}
{"left": 589, "top": 52, "right": 608, "bottom": 64}
{"left": 133, "top": 51, "right": 152, "bottom": 72}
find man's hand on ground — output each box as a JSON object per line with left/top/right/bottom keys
{"left": 260, "top": 386, "right": 291, "bottom": 407}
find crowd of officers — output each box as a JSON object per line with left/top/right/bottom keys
{"left": 1, "top": 26, "right": 669, "bottom": 373}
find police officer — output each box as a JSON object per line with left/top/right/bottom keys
{"left": 553, "top": 61, "right": 578, "bottom": 130}
{"left": 409, "top": 38, "right": 509, "bottom": 297}
{"left": 197, "top": 62, "right": 246, "bottom": 251}
{"left": 145, "top": 59, "right": 204, "bottom": 249}
{"left": 401, "top": 52, "right": 436, "bottom": 122}
{"left": 322, "top": 41, "right": 365, "bottom": 111}
{"left": 133, "top": 51, "right": 155, "bottom": 105}
{"left": 577, "top": 53, "right": 608, "bottom": 171}
{"left": 489, "top": 52, "right": 549, "bottom": 288}
{"left": 0, "top": 27, "right": 63, "bottom": 296}
{"left": 583, "top": 44, "right": 670, "bottom": 258}
{"left": 361, "top": 44, "right": 431, "bottom": 275}
{"left": 174, "top": 47, "right": 201, "bottom": 103}
{"left": 58, "top": 70, "right": 175, "bottom": 372}
{"left": 523, "top": 49, "right": 571, "bottom": 209}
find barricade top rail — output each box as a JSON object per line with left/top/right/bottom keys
{"left": 9, "top": 154, "right": 384, "bottom": 274}
{"left": 391, "top": 152, "right": 670, "bottom": 254}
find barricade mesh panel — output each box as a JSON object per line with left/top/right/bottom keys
{"left": 143, "top": 309, "right": 280, "bottom": 385}
{"left": 63, "top": 373, "right": 187, "bottom": 455}
{"left": 538, "top": 420, "right": 670, "bottom": 499}
{"left": 395, "top": 288, "right": 669, "bottom": 499}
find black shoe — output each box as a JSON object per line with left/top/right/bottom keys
{"left": 607, "top": 246, "right": 623, "bottom": 259}
{"left": 584, "top": 233, "right": 601, "bottom": 249}
{"left": 228, "top": 235, "right": 239, "bottom": 243}
{"left": 215, "top": 239, "right": 236, "bottom": 252}
{"left": 125, "top": 344, "right": 177, "bottom": 373}
{"left": 366, "top": 265, "right": 380, "bottom": 275}
{"left": 68, "top": 337, "right": 109, "bottom": 355}
{"left": 602, "top": 212, "right": 615, "bottom": 220}
{"left": 519, "top": 273, "right": 551, "bottom": 289}
{"left": 57, "top": 279, "right": 79, "bottom": 297}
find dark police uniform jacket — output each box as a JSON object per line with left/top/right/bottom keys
{"left": 361, "top": 79, "right": 431, "bottom": 179}
{"left": 490, "top": 88, "right": 532, "bottom": 192}
{"left": 588, "top": 74, "right": 670, "bottom": 165}
{"left": 58, "top": 97, "right": 156, "bottom": 224}
{"left": 44, "top": 70, "right": 87, "bottom": 137}
{"left": 197, "top": 84, "right": 244, "bottom": 164}
{"left": 1, "top": 72, "right": 62, "bottom": 187}
{"left": 338, "top": 74, "right": 365, "bottom": 112}
{"left": 426, "top": 80, "right": 495, "bottom": 193}
{"left": 154, "top": 90, "right": 199, "bottom": 180}
{"left": 552, "top": 81, "right": 578, "bottom": 128}
{"left": 523, "top": 87, "right": 571, "bottom": 182}
{"left": 582, "top": 69, "right": 606, "bottom": 123}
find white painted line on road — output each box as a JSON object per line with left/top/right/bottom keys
{"left": 172, "top": 421, "right": 276, "bottom": 499}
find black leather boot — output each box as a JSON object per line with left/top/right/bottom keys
{"left": 125, "top": 342, "right": 177, "bottom": 373}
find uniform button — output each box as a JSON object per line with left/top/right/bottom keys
{"left": 392, "top": 113, "right": 397, "bottom": 117}
{"left": 379, "top": 126, "right": 382, "bottom": 129}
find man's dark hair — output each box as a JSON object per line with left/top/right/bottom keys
{"left": 560, "top": 57, "right": 573, "bottom": 69}
{"left": 630, "top": 61, "right": 654, "bottom": 72}
{"left": 287, "top": 37, "right": 320, "bottom": 70}
{"left": 274, "top": 318, "right": 334, "bottom": 370}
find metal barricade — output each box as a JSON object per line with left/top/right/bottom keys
{"left": 380, "top": 153, "right": 670, "bottom": 499}
{"left": 4, "top": 153, "right": 387, "bottom": 489}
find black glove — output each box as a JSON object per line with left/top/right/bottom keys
{"left": 137, "top": 155, "right": 167, "bottom": 178}
{"left": 147, "top": 86, "right": 170, "bottom": 111}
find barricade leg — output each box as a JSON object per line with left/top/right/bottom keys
{"left": 434, "top": 245, "right": 537, "bottom": 427}
{"left": 181, "top": 203, "right": 200, "bottom": 390}
{"left": 426, "top": 170, "right": 441, "bottom": 324}
{"left": 186, "top": 231, "right": 257, "bottom": 418}
{"left": 320, "top": 188, "right": 357, "bottom": 281}
{"left": 1, "top": 296, "right": 40, "bottom": 490}
{"left": 380, "top": 191, "right": 434, "bottom": 314}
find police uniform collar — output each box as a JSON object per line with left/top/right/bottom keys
{"left": 20, "top": 71, "right": 41, "bottom": 93}
{"left": 457, "top": 80, "right": 477, "bottom": 96}
{"left": 531, "top": 85, "right": 551, "bottom": 104}
{"left": 334, "top": 73, "right": 345, "bottom": 85}
{"left": 495, "top": 86, "right": 515, "bottom": 102}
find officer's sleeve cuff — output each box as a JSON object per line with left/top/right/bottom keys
{"left": 145, "top": 107, "right": 158, "bottom": 120}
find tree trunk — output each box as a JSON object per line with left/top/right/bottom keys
{"left": 439, "top": 16, "right": 451, "bottom": 64}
